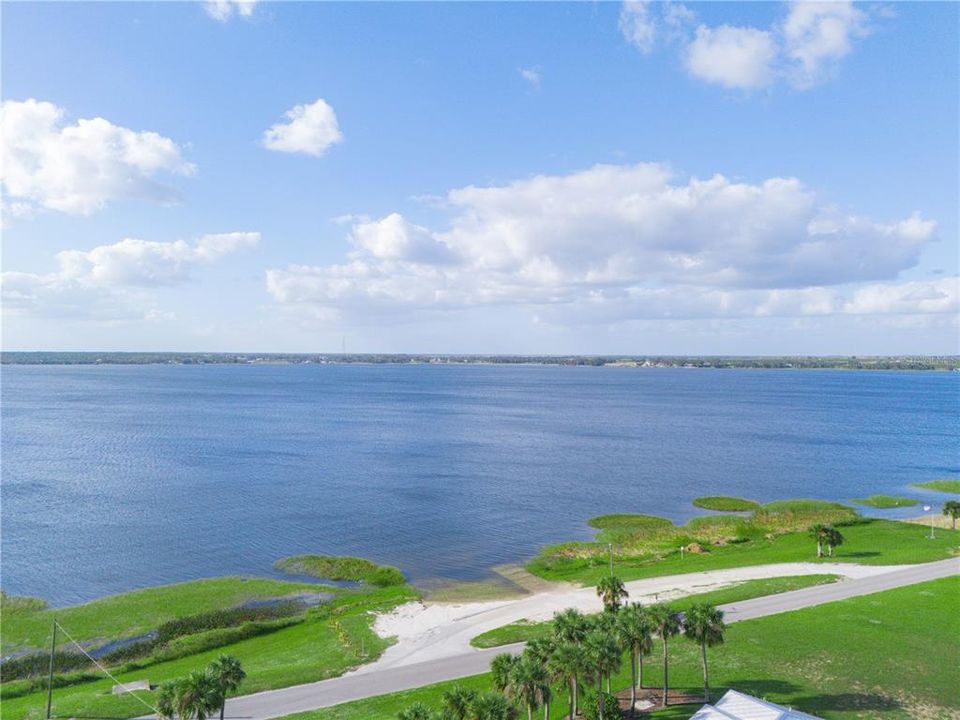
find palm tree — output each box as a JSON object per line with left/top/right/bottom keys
{"left": 207, "top": 655, "right": 245, "bottom": 720}
{"left": 648, "top": 603, "right": 680, "bottom": 707}
{"left": 553, "top": 607, "right": 589, "bottom": 646}
{"left": 548, "top": 642, "right": 585, "bottom": 720}
{"left": 943, "top": 500, "right": 960, "bottom": 530}
{"left": 505, "top": 655, "right": 551, "bottom": 720}
{"left": 583, "top": 630, "right": 622, "bottom": 718}
{"left": 524, "top": 637, "right": 555, "bottom": 666}
{"left": 470, "top": 691, "right": 518, "bottom": 720}
{"left": 398, "top": 702, "right": 437, "bottom": 720}
{"left": 442, "top": 685, "right": 478, "bottom": 720}
{"left": 810, "top": 523, "right": 829, "bottom": 558}
{"left": 156, "top": 679, "right": 179, "bottom": 719}
{"left": 616, "top": 602, "right": 654, "bottom": 714}
{"left": 596, "top": 575, "right": 628, "bottom": 613}
{"left": 682, "top": 603, "right": 726, "bottom": 701}
{"left": 824, "top": 526, "right": 845, "bottom": 557}
{"left": 174, "top": 671, "right": 221, "bottom": 720}
{"left": 491, "top": 652, "right": 520, "bottom": 693}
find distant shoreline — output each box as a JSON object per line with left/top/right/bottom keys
{"left": 3, "top": 352, "right": 959, "bottom": 371}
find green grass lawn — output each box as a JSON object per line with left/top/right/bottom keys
{"left": 911, "top": 479, "right": 960, "bottom": 494}
{"left": 527, "top": 519, "right": 960, "bottom": 586}
{"left": 279, "top": 576, "right": 960, "bottom": 720}
{"left": 1, "top": 584, "right": 418, "bottom": 720}
{"left": 1, "top": 576, "right": 328, "bottom": 654}
{"left": 470, "top": 574, "right": 838, "bottom": 648}
{"left": 851, "top": 495, "right": 920, "bottom": 509}
{"left": 692, "top": 496, "right": 760, "bottom": 512}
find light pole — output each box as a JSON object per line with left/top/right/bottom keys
{"left": 608, "top": 543, "right": 614, "bottom": 578}
{"left": 923, "top": 505, "right": 935, "bottom": 539}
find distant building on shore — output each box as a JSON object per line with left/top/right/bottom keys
{"left": 690, "top": 690, "right": 823, "bottom": 719}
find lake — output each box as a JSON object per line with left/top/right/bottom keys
{"left": 2, "top": 364, "right": 957, "bottom": 606}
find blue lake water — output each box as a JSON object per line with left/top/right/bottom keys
{"left": 2, "top": 364, "right": 957, "bottom": 606}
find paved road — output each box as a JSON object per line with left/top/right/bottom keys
{"left": 218, "top": 557, "right": 958, "bottom": 720}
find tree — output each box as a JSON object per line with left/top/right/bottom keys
{"left": 490, "top": 653, "right": 520, "bottom": 693}
{"left": 470, "top": 692, "right": 519, "bottom": 720}
{"left": 507, "top": 655, "right": 551, "bottom": 720}
{"left": 616, "top": 603, "right": 654, "bottom": 714}
{"left": 823, "top": 526, "right": 845, "bottom": 557}
{"left": 156, "top": 679, "right": 179, "bottom": 719}
{"left": 596, "top": 575, "right": 628, "bottom": 613}
{"left": 682, "top": 603, "right": 726, "bottom": 701}
{"left": 943, "top": 500, "right": 960, "bottom": 530}
{"left": 174, "top": 671, "right": 221, "bottom": 720}
{"left": 810, "top": 523, "right": 829, "bottom": 558}
{"left": 548, "top": 642, "right": 586, "bottom": 720}
{"left": 648, "top": 603, "right": 680, "bottom": 707}
{"left": 583, "top": 631, "right": 622, "bottom": 718}
{"left": 398, "top": 702, "right": 437, "bottom": 720}
{"left": 524, "top": 637, "right": 556, "bottom": 667}
{"left": 553, "top": 607, "right": 589, "bottom": 646}
{"left": 207, "top": 655, "right": 246, "bottom": 720}
{"left": 441, "top": 685, "right": 478, "bottom": 720}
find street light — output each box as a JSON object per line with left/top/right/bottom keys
{"left": 923, "top": 505, "right": 935, "bottom": 539}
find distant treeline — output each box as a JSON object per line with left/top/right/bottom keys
{"left": 2, "top": 352, "right": 958, "bottom": 370}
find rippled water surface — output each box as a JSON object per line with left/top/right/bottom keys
{"left": 2, "top": 364, "right": 957, "bottom": 605}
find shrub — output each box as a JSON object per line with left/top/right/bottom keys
{"left": 154, "top": 601, "right": 303, "bottom": 643}
{"left": 0, "top": 651, "right": 90, "bottom": 681}
{"left": 580, "top": 691, "right": 621, "bottom": 720}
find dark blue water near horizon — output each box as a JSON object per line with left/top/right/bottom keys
{"left": 2, "top": 364, "right": 958, "bottom": 607}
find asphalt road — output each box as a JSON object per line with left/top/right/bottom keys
{"left": 219, "top": 557, "right": 958, "bottom": 719}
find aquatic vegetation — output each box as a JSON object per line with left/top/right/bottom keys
{"left": 692, "top": 496, "right": 760, "bottom": 512}
{"left": 274, "top": 555, "right": 406, "bottom": 587}
{"left": 911, "top": 479, "right": 960, "bottom": 494}
{"left": 851, "top": 495, "right": 919, "bottom": 509}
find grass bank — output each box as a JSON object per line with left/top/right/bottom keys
{"left": 279, "top": 576, "right": 960, "bottom": 720}
{"left": 911, "top": 479, "right": 960, "bottom": 494}
{"left": 470, "top": 574, "right": 839, "bottom": 648}
{"left": 528, "top": 500, "right": 959, "bottom": 586}
{"left": 1, "top": 580, "right": 418, "bottom": 720}
{"left": 274, "top": 555, "right": 405, "bottom": 587}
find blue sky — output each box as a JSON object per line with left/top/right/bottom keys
{"left": 2, "top": 1, "right": 957, "bottom": 354}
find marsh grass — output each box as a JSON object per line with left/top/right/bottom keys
{"left": 274, "top": 555, "right": 405, "bottom": 587}
{"left": 911, "top": 479, "right": 960, "bottom": 494}
{"left": 692, "top": 496, "right": 760, "bottom": 512}
{"left": 851, "top": 495, "right": 920, "bottom": 509}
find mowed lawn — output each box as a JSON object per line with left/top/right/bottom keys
{"left": 281, "top": 576, "right": 960, "bottom": 720}
{"left": 527, "top": 519, "right": 960, "bottom": 586}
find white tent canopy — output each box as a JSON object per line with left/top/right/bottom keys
{"left": 690, "top": 690, "right": 824, "bottom": 720}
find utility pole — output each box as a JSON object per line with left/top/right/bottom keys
{"left": 608, "top": 543, "right": 614, "bottom": 578}
{"left": 46, "top": 618, "right": 57, "bottom": 720}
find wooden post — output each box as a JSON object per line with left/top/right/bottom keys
{"left": 46, "top": 618, "right": 57, "bottom": 719}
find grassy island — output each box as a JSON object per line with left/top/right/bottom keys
{"left": 274, "top": 555, "right": 405, "bottom": 587}
{"left": 692, "top": 496, "right": 760, "bottom": 512}
{"left": 851, "top": 495, "right": 920, "bottom": 509}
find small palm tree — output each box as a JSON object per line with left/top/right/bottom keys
{"left": 156, "top": 679, "right": 179, "bottom": 719}
{"left": 596, "top": 575, "right": 628, "bottom": 613}
{"left": 207, "top": 655, "right": 245, "bottom": 720}
{"left": 491, "top": 652, "right": 520, "bottom": 693}
{"left": 810, "top": 523, "right": 829, "bottom": 558}
{"left": 824, "top": 526, "right": 844, "bottom": 557}
{"left": 616, "top": 602, "right": 654, "bottom": 714}
{"left": 583, "top": 631, "right": 622, "bottom": 718}
{"left": 553, "top": 607, "right": 589, "bottom": 647}
{"left": 547, "top": 642, "right": 586, "bottom": 720}
{"left": 442, "top": 685, "right": 478, "bottom": 720}
{"left": 470, "top": 691, "right": 519, "bottom": 720}
{"left": 943, "top": 500, "right": 960, "bottom": 530}
{"left": 174, "top": 671, "right": 221, "bottom": 720}
{"left": 682, "top": 603, "right": 726, "bottom": 701}
{"left": 524, "top": 637, "right": 556, "bottom": 666}
{"left": 398, "top": 702, "right": 437, "bottom": 720}
{"left": 508, "top": 655, "right": 551, "bottom": 720}
{"left": 648, "top": 603, "right": 680, "bottom": 707}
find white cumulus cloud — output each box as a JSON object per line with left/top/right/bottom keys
{"left": 2, "top": 232, "right": 258, "bottom": 319}
{"left": 619, "top": 1, "right": 658, "bottom": 54}
{"left": 0, "top": 99, "right": 194, "bottom": 216}
{"left": 782, "top": 1, "right": 869, "bottom": 87}
{"left": 204, "top": 0, "right": 258, "bottom": 22}
{"left": 265, "top": 163, "right": 941, "bottom": 325}
{"left": 262, "top": 98, "right": 343, "bottom": 158}
{"left": 686, "top": 25, "right": 778, "bottom": 89}
{"left": 519, "top": 67, "right": 542, "bottom": 90}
